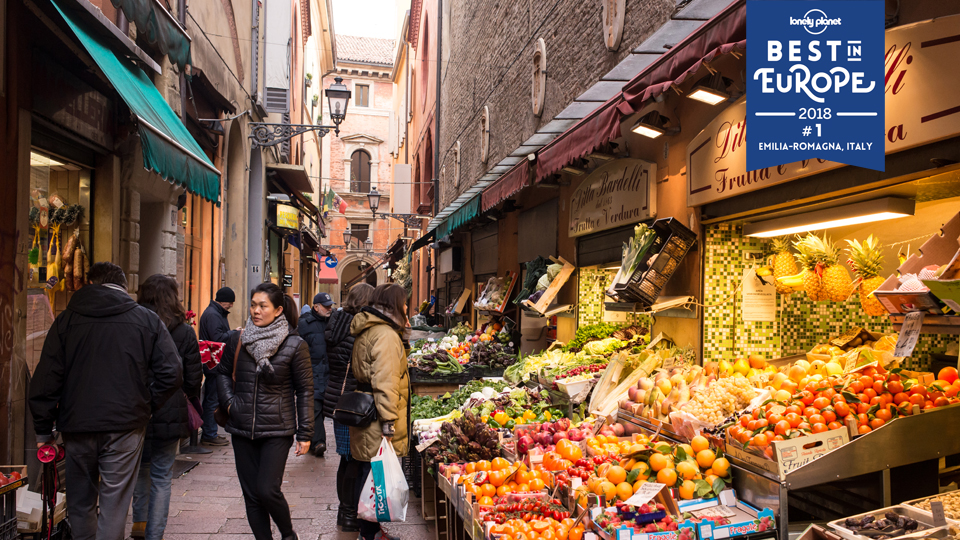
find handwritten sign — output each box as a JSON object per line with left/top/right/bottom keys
{"left": 894, "top": 311, "right": 924, "bottom": 357}
{"left": 930, "top": 501, "right": 947, "bottom": 527}
{"left": 569, "top": 159, "right": 656, "bottom": 238}
{"left": 624, "top": 482, "right": 666, "bottom": 507}
{"left": 742, "top": 269, "right": 777, "bottom": 322}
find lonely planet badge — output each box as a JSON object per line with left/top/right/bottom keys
{"left": 747, "top": 0, "right": 885, "bottom": 171}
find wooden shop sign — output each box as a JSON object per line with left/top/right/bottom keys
{"left": 569, "top": 159, "right": 656, "bottom": 238}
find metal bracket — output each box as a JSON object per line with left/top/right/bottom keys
{"left": 376, "top": 213, "right": 427, "bottom": 228}
{"left": 249, "top": 122, "right": 336, "bottom": 148}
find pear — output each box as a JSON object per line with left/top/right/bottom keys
{"left": 733, "top": 358, "right": 751, "bottom": 376}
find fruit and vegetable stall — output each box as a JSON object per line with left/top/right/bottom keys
{"left": 409, "top": 315, "right": 960, "bottom": 540}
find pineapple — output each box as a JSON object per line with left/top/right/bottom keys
{"left": 794, "top": 233, "right": 852, "bottom": 302}
{"left": 847, "top": 235, "right": 887, "bottom": 316}
{"left": 770, "top": 237, "right": 799, "bottom": 294}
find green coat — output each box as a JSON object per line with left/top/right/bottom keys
{"left": 349, "top": 309, "right": 410, "bottom": 461}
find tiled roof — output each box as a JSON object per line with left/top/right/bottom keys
{"left": 336, "top": 35, "right": 395, "bottom": 66}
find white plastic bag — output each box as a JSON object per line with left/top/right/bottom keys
{"left": 358, "top": 438, "right": 409, "bottom": 522}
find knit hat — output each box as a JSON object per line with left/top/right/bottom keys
{"left": 215, "top": 287, "right": 236, "bottom": 303}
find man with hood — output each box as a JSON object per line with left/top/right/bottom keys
{"left": 198, "top": 286, "right": 235, "bottom": 445}
{"left": 297, "top": 292, "right": 334, "bottom": 456}
{"left": 29, "top": 262, "right": 182, "bottom": 540}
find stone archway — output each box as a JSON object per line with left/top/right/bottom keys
{"left": 334, "top": 252, "right": 387, "bottom": 304}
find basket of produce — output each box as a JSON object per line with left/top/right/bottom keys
{"left": 611, "top": 218, "right": 697, "bottom": 306}
{"left": 828, "top": 506, "right": 940, "bottom": 540}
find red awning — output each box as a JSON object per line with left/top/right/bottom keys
{"left": 318, "top": 263, "right": 338, "bottom": 284}
{"left": 533, "top": 0, "right": 746, "bottom": 184}
{"left": 481, "top": 163, "right": 530, "bottom": 212}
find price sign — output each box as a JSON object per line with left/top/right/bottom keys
{"left": 894, "top": 311, "right": 924, "bottom": 357}
{"left": 624, "top": 482, "right": 666, "bottom": 507}
{"left": 930, "top": 501, "right": 947, "bottom": 527}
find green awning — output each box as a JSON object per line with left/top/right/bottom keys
{"left": 110, "top": 0, "right": 191, "bottom": 70}
{"left": 409, "top": 229, "right": 436, "bottom": 253}
{"left": 437, "top": 195, "right": 481, "bottom": 238}
{"left": 53, "top": 0, "right": 221, "bottom": 204}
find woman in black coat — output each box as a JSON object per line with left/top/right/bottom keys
{"left": 217, "top": 283, "right": 314, "bottom": 540}
{"left": 322, "top": 282, "right": 374, "bottom": 532}
{"left": 131, "top": 275, "right": 203, "bottom": 540}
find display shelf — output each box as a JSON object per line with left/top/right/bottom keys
{"left": 604, "top": 296, "right": 698, "bottom": 318}
{"left": 521, "top": 303, "right": 574, "bottom": 318}
{"left": 521, "top": 256, "right": 576, "bottom": 315}
{"left": 888, "top": 313, "right": 960, "bottom": 334}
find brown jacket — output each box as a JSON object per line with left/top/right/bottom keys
{"left": 348, "top": 308, "right": 409, "bottom": 461}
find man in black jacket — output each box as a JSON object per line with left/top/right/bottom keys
{"left": 197, "top": 287, "right": 235, "bottom": 445}
{"left": 29, "top": 262, "right": 182, "bottom": 540}
{"left": 297, "top": 292, "right": 333, "bottom": 457}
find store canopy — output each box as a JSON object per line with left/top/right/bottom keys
{"left": 437, "top": 194, "right": 481, "bottom": 239}
{"left": 533, "top": 0, "right": 746, "bottom": 184}
{"left": 110, "top": 0, "right": 192, "bottom": 70}
{"left": 482, "top": 163, "right": 529, "bottom": 212}
{"left": 318, "top": 263, "right": 339, "bottom": 284}
{"left": 409, "top": 229, "right": 436, "bottom": 253}
{"left": 268, "top": 165, "right": 320, "bottom": 217}
{"left": 52, "top": 0, "right": 221, "bottom": 204}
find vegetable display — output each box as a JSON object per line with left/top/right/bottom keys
{"left": 611, "top": 223, "right": 658, "bottom": 288}
{"left": 411, "top": 379, "right": 513, "bottom": 421}
{"left": 424, "top": 411, "right": 501, "bottom": 469}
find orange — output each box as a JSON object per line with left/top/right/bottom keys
{"left": 479, "top": 496, "right": 494, "bottom": 506}
{"left": 465, "top": 462, "right": 476, "bottom": 474}
{"left": 541, "top": 530, "right": 557, "bottom": 540}
{"left": 649, "top": 453, "right": 669, "bottom": 472}
{"left": 599, "top": 481, "right": 617, "bottom": 501}
{"left": 691, "top": 435, "right": 710, "bottom": 454}
{"left": 476, "top": 460, "right": 492, "bottom": 472}
{"left": 467, "top": 483, "right": 480, "bottom": 496}
{"left": 515, "top": 533, "right": 530, "bottom": 540}
{"left": 606, "top": 465, "right": 627, "bottom": 485}
{"left": 569, "top": 527, "right": 584, "bottom": 540}
{"left": 532, "top": 521, "right": 550, "bottom": 533}
{"left": 489, "top": 470, "right": 507, "bottom": 487}
{"left": 492, "top": 457, "right": 510, "bottom": 471}
{"left": 712, "top": 457, "right": 730, "bottom": 477}
{"left": 631, "top": 462, "right": 650, "bottom": 476}
{"left": 516, "top": 470, "right": 535, "bottom": 484}
{"left": 482, "top": 483, "right": 497, "bottom": 497}
{"left": 656, "top": 468, "right": 678, "bottom": 487}
{"left": 616, "top": 482, "right": 634, "bottom": 501}
{"left": 556, "top": 528, "right": 569, "bottom": 540}
{"left": 587, "top": 477, "right": 602, "bottom": 494}
{"left": 518, "top": 483, "right": 531, "bottom": 492}
{"left": 597, "top": 463, "right": 611, "bottom": 479}
{"left": 704, "top": 474, "right": 720, "bottom": 486}
{"left": 696, "top": 449, "right": 716, "bottom": 469}
{"left": 561, "top": 519, "right": 575, "bottom": 529}
{"left": 678, "top": 480, "right": 696, "bottom": 500}
{"left": 497, "top": 485, "right": 512, "bottom": 497}
{"left": 676, "top": 461, "right": 698, "bottom": 481}
{"left": 633, "top": 479, "right": 647, "bottom": 492}
{"left": 529, "top": 478, "right": 546, "bottom": 491}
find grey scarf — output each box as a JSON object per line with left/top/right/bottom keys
{"left": 241, "top": 316, "right": 289, "bottom": 374}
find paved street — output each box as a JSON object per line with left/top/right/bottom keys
{"left": 130, "top": 419, "right": 431, "bottom": 540}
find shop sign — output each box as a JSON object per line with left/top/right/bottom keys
{"left": 32, "top": 50, "right": 114, "bottom": 149}
{"left": 568, "top": 159, "right": 656, "bottom": 238}
{"left": 276, "top": 203, "right": 299, "bottom": 229}
{"left": 688, "top": 14, "right": 960, "bottom": 207}
{"left": 282, "top": 274, "right": 293, "bottom": 288}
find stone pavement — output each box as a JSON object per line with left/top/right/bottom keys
{"left": 129, "top": 419, "right": 432, "bottom": 540}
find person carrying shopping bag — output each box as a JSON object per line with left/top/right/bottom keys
{"left": 345, "top": 283, "right": 411, "bottom": 540}
{"left": 216, "top": 282, "right": 314, "bottom": 540}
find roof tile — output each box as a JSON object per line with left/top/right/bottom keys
{"left": 336, "top": 35, "right": 395, "bottom": 66}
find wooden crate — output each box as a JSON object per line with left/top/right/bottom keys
{"left": 422, "top": 466, "right": 438, "bottom": 521}
{"left": 413, "top": 383, "right": 462, "bottom": 398}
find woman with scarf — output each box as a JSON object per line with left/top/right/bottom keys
{"left": 322, "top": 282, "right": 374, "bottom": 531}
{"left": 217, "top": 282, "right": 314, "bottom": 540}
{"left": 347, "top": 283, "right": 411, "bottom": 540}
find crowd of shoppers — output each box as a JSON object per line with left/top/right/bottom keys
{"left": 27, "top": 260, "right": 411, "bottom": 540}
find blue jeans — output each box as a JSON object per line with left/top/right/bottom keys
{"left": 131, "top": 438, "right": 179, "bottom": 540}
{"left": 201, "top": 368, "right": 220, "bottom": 440}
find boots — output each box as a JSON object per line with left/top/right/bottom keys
{"left": 131, "top": 522, "right": 146, "bottom": 539}
{"left": 336, "top": 456, "right": 347, "bottom": 527}
{"left": 340, "top": 456, "right": 360, "bottom": 532}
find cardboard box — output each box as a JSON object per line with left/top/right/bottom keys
{"left": 725, "top": 428, "right": 849, "bottom": 480}
{"left": 874, "top": 212, "right": 960, "bottom": 315}
{"left": 17, "top": 489, "right": 66, "bottom": 532}
{"left": 698, "top": 507, "right": 776, "bottom": 540}
{"left": 794, "top": 524, "right": 843, "bottom": 540}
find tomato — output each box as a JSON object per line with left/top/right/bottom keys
{"left": 833, "top": 402, "right": 851, "bottom": 417}
{"left": 886, "top": 381, "right": 904, "bottom": 395}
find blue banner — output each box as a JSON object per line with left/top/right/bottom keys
{"left": 747, "top": 0, "right": 885, "bottom": 171}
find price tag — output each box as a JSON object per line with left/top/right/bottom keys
{"left": 894, "top": 311, "right": 925, "bottom": 357}
{"left": 571, "top": 477, "right": 582, "bottom": 489}
{"left": 930, "top": 500, "right": 947, "bottom": 527}
{"left": 617, "top": 526, "right": 633, "bottom": 540}
{"left": 624, "top": 482, "right": 665, "bottom": 507}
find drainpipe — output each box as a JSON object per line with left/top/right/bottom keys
{"left": 433, "top": 0, "right": 442, "bottom": 307}
{"left": 178, "top": 0, "right": 187, "bottom": 122}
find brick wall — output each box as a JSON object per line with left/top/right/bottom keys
{"left": 436, "top": 0, "right": 675, "bottom": 208}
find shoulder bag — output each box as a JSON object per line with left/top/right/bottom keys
{"left": 332, "top": 358, "right": 378, "bottom": 427}
{"left": 213, "top": 330, "right": 242, "bottom": 427}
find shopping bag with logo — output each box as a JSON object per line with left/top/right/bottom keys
{"left": 199, "top": 341, "right": 226, "bottom": 370}
{"left": 358, "top": 437, "right": 409, "bottom": 522}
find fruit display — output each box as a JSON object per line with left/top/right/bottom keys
{"left": 779, "top": 233, "right": 852, "bottom": 302}
{"left": 476, "top": 272, "right": 517, "bottom": 311}
{"left": 485, "top": 495, "right": 573, "bottom": 524}
{"left": 835, "top": 510, "right": 925, "bottom": 539}
{"left": 908, "top": 489, "right": 960, "bottom": 520}
{"left": 593, "top": 504, "right": 691, "bottom": 537}
{"left": 467, "top": 387, "right": 560, "bottom": 427}
{"left": 423, "top": 411, "right": 502, "bottom": 471}
{"left": 770, "top": 237, "right": 799, "bottom": 295}
{"left": 514, "top": 419, "right": 594, "bottom": 457}
{"left": 676, "top": 376, "right": 758, "bottom": 427}
{"left": 620, "top": 365, "right": 709, "bottom": 420}
{"left": 410, "top": 322, "right": 516, "bottom": 371}
{"left": 846, "top": 235, "right": 889, "bottom": 316}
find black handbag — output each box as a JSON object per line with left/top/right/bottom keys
{"left": 333, "top": 359, "right": 378, "bottom": 428}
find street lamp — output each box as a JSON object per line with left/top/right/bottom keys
{"left": 325, "top": 77, "right": 351, "bottom": 134}
{"left": 367, "top": 186, "right": 382, "bottom": 215}
{"left": 367, "top": 185, "right": 426, "bottom": 228}
{"left": 343, "top": 228, "right": 352, "bottom": 248}
{"left": 364, "top": 237, "right": 374, "bottom": 251}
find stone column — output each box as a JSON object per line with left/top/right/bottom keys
{"left": 120, "top": 188, "right": 141, "bottom": 295}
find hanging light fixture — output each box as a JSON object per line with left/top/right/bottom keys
{"left": 686, "top": 72, "right": 732, "bottom": 105}
{"left": 343, "top": 228, "right": 352, "bottom": 247}
{"left": 743, "top": 198, "right": 916, "bottom": 238}
{"left": 368, "top": 186, "right": 382, "bottom": 215}
{"left": 325, "top": 76, "right": 351, "bottom": 135}
{"left": 364, "top": 236, "right": 374, "bottom": 251}
{"left": 631, "top": 111, "right": 678, "bottom": 139}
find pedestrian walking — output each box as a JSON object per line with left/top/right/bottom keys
{"left": 322, "top": 283, "right": 374, "bottom": 531}
{"left": 131, "top": 275, "right": 204, "bottom": 540}
{"left": 198, "top": 287, "right": 236, "bottom": 446}
{"left": 297, "top": 292, "right": 335, "bottom": 457}
{"left": 28, "top": 262, "right": 183, "bottom": 540}
{"left": 216, "top": 282, "right": 314, "bottom": 540}
{"left": 346, "top": 283, "right": 411, "bottom": 540}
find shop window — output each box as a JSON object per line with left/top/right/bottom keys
{"left": 355, "top": 84, "right": 370, "bottom": 107}
{"left": 26, "top": 150, "right": 91, "bottom": 373}
{"left": 351, "top": 150, "right": 371, "bottom": 193}
{"left": 181, "top": 192, "right": 219, "bottom": 323}
{"left": 350, "top": 223, "right": 369, "bottom": 246}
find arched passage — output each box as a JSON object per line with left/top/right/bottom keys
{"left": 334, "top": 253, "right": 387, "bottom": 304}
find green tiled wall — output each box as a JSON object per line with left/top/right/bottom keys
{"left": 702, "top": 223, "right": 954, "bottom": 370}
{"left": 577, "top": 267, "right": 650, "bottom": 328}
